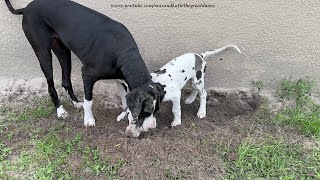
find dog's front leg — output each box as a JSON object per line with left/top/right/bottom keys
{"left": 82, "top": 67, "right": 97, "bottom": 126}
{"left": 197, "top": 89, "right": 207, "bottom": 119}
{"left": 171, "top": 92, "right": 182, "bottom": 127}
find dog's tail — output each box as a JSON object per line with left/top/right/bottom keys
{"left": 200, "top": 45, "right": 241, "bottom": 60}
{"left": 5, "top": 0, "right": 24, "bottom": 15}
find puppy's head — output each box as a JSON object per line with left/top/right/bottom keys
{"left": 123, "top": 83, "right": 165, "bottom": 137}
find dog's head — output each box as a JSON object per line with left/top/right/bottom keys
{"left": 122, "top": 83, "right": 165, "bottom": 137}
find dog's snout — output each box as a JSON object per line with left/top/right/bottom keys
{"left": 125, "top": 125, "right": 141, "bottom": 138}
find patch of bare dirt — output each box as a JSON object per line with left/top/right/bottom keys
{"left": 2, "top": 88, "right": 262, "bottom": 179}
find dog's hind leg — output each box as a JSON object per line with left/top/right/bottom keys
{"left": 22, "top": 22, "right": 68, "bottom": 119}
{"left": 185, "top": 81, "right": 198, "bottom": 104}
{"left": 192, "top": 65, "right": 207, "bottom": 119}
{"left": 51, "top": 37, "right": 82, "bottom": 109}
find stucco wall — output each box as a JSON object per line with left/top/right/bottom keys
{"left": 1, "top": 0, "right": 320, "bottom": 97}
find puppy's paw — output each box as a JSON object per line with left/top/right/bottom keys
{"left": 117, "top": 111, "right": 127, "bottom": 121}
{"left": 197, "top": 109, "right": 206, "bottom": 119}
{"left": 185, "top": 96, "right": 196, "bottom": 104}
{"left": 73, "top": 101, "right": 83, "bottom": 109}
{"left": 84, "top": 117, "right": 96, "bottom": 126}
{"left": 171, "top": 118, "right": 181, "bottom": 127}
{"left": 57, "top": 105, "right": 69, "bottom": 119}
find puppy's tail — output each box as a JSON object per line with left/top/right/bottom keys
{"left": 5, "top": 0, "right": 24, "bottom": 15}
{"left": 200, "top": 45, "right": 241, "bottom": 60}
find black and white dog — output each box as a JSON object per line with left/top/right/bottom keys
{"left": 5, "top": 0, "right": 164, "bottom": 129}
{"left": 118, "top": 45, "right": 241, "bottom": 137}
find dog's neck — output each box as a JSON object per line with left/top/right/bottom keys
{"left": 119, "top": 55, "right": 151, "bottom": 90}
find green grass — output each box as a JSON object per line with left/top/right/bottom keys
{"left": 0, "top": 142, "right": 13, "bottom": 178}
{"left": 217, "top": 79, "right": 320, "bottom": 179}
{"left": 224, "top": 139, "right": 320, "bottom": 179}
{"left": 0, "top": 98, "right": 55, "bottom": 122}
{"left": 252, "top": 80, "right": 265, "bottom": 93}
{"left": 277, "top": 79, "right": 315, "bottom": 106}
{"left": 0, "top": 98, "right": 125, "bottom": 179}
{"left": 276, "top": 79, "right": 320, "bottom": 137}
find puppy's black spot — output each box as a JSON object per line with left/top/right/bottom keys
{"left": 184, "top": 77, "right": 187, "bottom": 81}
{"left": 192, "top": 67, "right": 195, "bottom": 70}
{"left": 171, "top": 79, "right": 173, "bottom": 81}
{"left": 196, "top": 71, "right": 202, "bottom": 80}
{"left": 204, "top": 65, "right": 207, "bottom": 73}
{"left": 181, "top": 70, "right": 185, "bottom": 73}
{"left": 168, "top": 74, "right": 171, "bottom": 77}
{"left": 154, "top": 69, "right": 166, "bottom": 74}
{"left": 220, "top": 58, "right": 223, "bottom": 61}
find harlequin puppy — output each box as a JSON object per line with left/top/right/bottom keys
{"left": 118, "top": 45, "right": 241, "bottom": 137}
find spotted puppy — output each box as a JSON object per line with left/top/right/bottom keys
{"left": 118, "top": 44, "right": 241, "bottom": 137}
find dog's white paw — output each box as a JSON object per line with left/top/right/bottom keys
{"left": 84, "top": 117, "right": 96, "bottom": 126}
{"left": 57, "top": 106, "right": 69, "bottom": 119}
{"left": 73, "top": 101, "right": 83, "bottom": 109}
{"left": 171, "top": 118, "right": 181, "bottom": 127}
{"left": 197, "top": 110, "right": 206, "bottom": 119}
{"left": 117, "top": 111, "right": 127, "bottom": 121}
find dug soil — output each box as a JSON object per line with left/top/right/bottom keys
{"left": 4, "top": 89, "right": 261, "bottom": 179}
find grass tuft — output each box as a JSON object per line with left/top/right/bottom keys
{"left": 224, "top": 139, "right": 320, "bottom": 179}
{"left": 276, "top": 79, "right": 320, "bottom": 137}
{"left": 0, "top": 98, "right": 55, "bottom": 122}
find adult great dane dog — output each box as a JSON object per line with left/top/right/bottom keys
{"left": 5, "top": 0, "right": 164, "bottom": 129}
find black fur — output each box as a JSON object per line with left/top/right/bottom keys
{"left": 5, "top": 0, "right": 159, "bottom": 118}
{"left": 126, "top": 82, "right": 166, "bottom": 127}
{"left": 196, "top": 71, "right": 202, "bottom": 80}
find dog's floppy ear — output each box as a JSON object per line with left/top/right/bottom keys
{"left": 126, "top": 90, "right": 149, "bottom": 119}
{"left": 142, "top": 98, "right": 155, "bottom": 114}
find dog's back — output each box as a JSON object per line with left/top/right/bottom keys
{"left": 22, "top": 0, "right": 136, "bottom": 64}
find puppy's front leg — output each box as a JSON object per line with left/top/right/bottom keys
{"left": 171, "top": 94, "right": 182, "bottom": 127}
{"left": 116, "top": 80, "right": 129, "bottom": 110}
{"left": 197, "top": 89, "right": 207, "bottom": 119}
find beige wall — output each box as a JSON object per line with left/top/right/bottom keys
{"left": 1, "top": 0, "right": 320, "bottom": 93}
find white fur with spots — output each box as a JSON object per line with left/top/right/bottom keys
{"left": 118, "top": 44, "right": 241, "bottom": 136}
